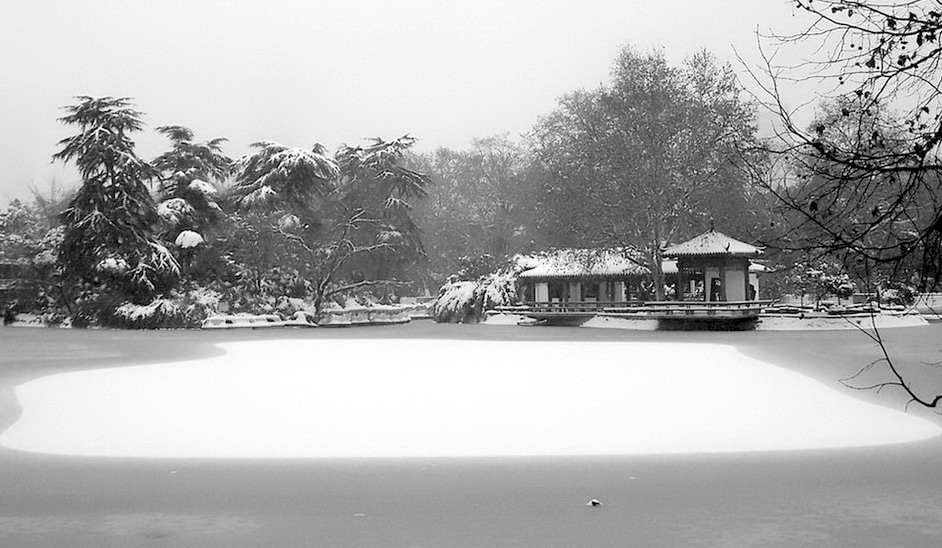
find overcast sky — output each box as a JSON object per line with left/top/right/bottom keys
{"left": 0, "top": 0, "right": 810, "bottom": 206}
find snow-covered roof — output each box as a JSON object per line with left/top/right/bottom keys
{"left": 517, "top": 248, "right": 649, "bottom": 280}
{"left": 663, "top": 230, "right": 762, "bottom": 258}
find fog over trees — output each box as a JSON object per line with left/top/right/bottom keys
{"left": 754, "top": 0, "right": 942, "bottom": 291}
{"left": 3, "top": 5, "right": 942, "bottom": 336}
{"left": 749, "top": 0, "right": 942, "bottom": 409}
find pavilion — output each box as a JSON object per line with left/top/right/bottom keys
{"left": 503, "top": 229, "right": 769, "bottom": 327}
{"left": 514, "top": 248, "right": 649, "bottom": 313}
{"left": 662, "top": 228, "right": 764, "bottom": 302}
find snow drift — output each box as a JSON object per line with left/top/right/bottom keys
{"left": 1, "top": 339, "right": 937, "bottom": 458}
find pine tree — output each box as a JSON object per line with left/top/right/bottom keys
{"left": 152, "top": 125, "right": 231, "bottom": 237}
{"left": 55, "top": 96, "right": 178, "bottom": 307}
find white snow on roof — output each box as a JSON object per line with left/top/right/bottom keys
{"left": 518, "top": 248, "right": 648, "bottom": 279}
{"left": 663, "top": 230, "right": 762, "bottom": 257}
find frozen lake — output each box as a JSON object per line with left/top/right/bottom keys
{"left": 2, "top": 325, "right": 942, "bottom": 546}
{"left": 2, "top": 338, "right": 938, "bottom": 458}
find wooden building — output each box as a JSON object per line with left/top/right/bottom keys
{"left": 662, "top": 259, "right": 765, "bottom": 301}
{"left": 502, "top": 233, "right": 769, "bottom": 328}
{"left": 662, "top": 229, "right": 763, "bottom": 302}
{"left": 516, "top": 248, "right": 649, "bottom": 310}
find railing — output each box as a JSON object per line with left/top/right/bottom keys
{"left": 627, "top": 300, "right": 774, "bottom": 318}
{"left": 628, "top": 300, "right": 772, "bottom": 311}
{"left": 498, "top": 301, "right": 646, "bottom": 314}
{"left": 497, "top": 300, "right": 774, "bottom": 319}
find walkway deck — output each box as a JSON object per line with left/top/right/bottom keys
{"left": 496, "top": 300, "right": 774, "bottom": 329}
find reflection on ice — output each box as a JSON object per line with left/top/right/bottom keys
{"left": 1, "top": 340, "right": 938, "bottom": 458}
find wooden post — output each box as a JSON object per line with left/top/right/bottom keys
{"left": 744, "top": 259, "right": 751, "bottom": 301}
{"left": 719, "top": 262, "right": 727, "bottom": 302}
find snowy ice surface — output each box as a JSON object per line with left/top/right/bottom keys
{"left": 573, "top": 313, "right": 928, "bottom": 331}
{"left": 582, "top": 315, "right": 659, "bottom": 330}
{"left": 1, "top": 339, "right": 938, "bottom": 459}
{"left": 756, "top": 313, "right": 928, "bottom": 330}
{"left": 482, "top": 313, "right": 528, "bottom": 325}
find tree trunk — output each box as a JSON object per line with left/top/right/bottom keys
{"left": 651, "top": 246, "right": 665, "bottom": 301}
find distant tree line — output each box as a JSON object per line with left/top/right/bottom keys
{"left": 752, "top": 0, "right": 942, "bottom": 294}
{"left": 4, "top": 36, "right": 937, "bottom": 327}
{"left": 412, "top": 48, "right": 770, "bottom": 299}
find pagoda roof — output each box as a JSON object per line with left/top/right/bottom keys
{"left": 517, "top": 248, "right": 649, "bottom": 280}
{"left": 663, "top": 230, "right": 762, "bottom": 258}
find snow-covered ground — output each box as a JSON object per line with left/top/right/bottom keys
{"left": 1, "top": 339, "right": 937, "bottom": 459}
{"left": 756, "top": 312, "right": 928, "bottom": 330}
{"left": 581, "top": 315, "right": 659, "bottom": 330}
{"left": 482, "top": 313, "right": 528, "bottom": 325}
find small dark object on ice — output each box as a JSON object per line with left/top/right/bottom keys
{"left": 586, "top": 499, "right": 602, "bottom": 507}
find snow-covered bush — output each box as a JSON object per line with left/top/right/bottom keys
{"left": 188, "top": 179, "right": 218, "bottom": 198}
{"left": 71, "top": 285, "right": 124, "bottom": 328}
{"left": 879, "top": 282, "right": 916, "bottom": 307}
{"left": 274, "top": 295, "right": 308, "bottom": 316}
{"left": 113, "top": 299, "right": 185, "bottom": 329}
{"left": 157, "top": 198, "right": 195, "bottom": 226}
{"left": 432, "top": 270, "right": 519, "bottom": 323}
{"left": 433, "top": 280, "right": 479, "bottom": 323}
{"left": 96, "top": 257, "right": 130, "bottom": 275}
{"left": 174, "top": 230, "right": 204, "bottom": 249}
{"left": 108, "top": 287, "right": 223, "bottom": 329}
{"left": 786, "top": 261, "right": 858, "bottom": 310}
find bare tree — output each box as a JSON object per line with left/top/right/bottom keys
{"left": 275, "top": 209, "right": 401, "bottom": 316}
{"left": 532, "top": 47, "right": 760, "bottom": 299}
{"left": 841, "top": 315, "right": 942, "bottom": 410}
{"left": 750, "top": 1, "right": 942, "bottom": 410}
{"left": 749, "top": 1, "right": 942, "bottom": 290}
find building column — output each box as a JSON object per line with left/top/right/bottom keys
{"left": 719, "top": 263, "right": 727, "bottom": 302}
{"left": 744, "top": 260, "right": 752, "bottom": 301}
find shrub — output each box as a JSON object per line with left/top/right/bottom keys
{"left": 109, "top": 287, "right": 223, "bottom": 329}
{"left": 432, "top": 270, "right": 518, "bottom": 323}
{"left": 879, "top": 282, "right": 916, "bottom": 307}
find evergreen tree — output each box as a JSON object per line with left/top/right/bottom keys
{"left": 152, "top": 125, "right": 231, "bottom": 237}
{"left": 335, "top": 135, "right": 432, "bottom": 284}
{"left": 54, "top": 96, "right": 178, "bottom": 314}
{"left": 231, "top": 141, "right": 338, "bottom": 222}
